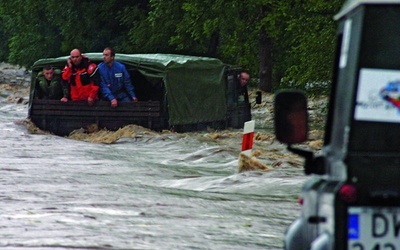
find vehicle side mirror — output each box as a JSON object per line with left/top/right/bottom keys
{"left": 274, "top": 90, "right": 308, "bottom": 144}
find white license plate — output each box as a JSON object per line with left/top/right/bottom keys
{"left": 348, "top": 207, "right": 400, "bottom": 250}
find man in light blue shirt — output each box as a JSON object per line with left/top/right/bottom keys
{"left": 98, "top": 47, "right": 137, "bottom": 107}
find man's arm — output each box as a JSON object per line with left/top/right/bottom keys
{"left": 97, "top": 64, "right": 115, "bottom": 101}
{"left": 86, "top": 63, "right": 100, "bottom": 101}
{"left": 34, "top": 79, "right": 44, "bottom": 99}
{"left": 121, "top": 64, "right": 137, "bottom": 99}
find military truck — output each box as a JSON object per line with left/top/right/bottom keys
{"left": 275, "top": 0, "right": 400, "bottom": 249}
{"left": 28, "top": 53, "right": 251, "bottom": 136}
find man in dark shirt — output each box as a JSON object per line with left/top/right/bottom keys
{"left": 34, "top": 65, "right": 64, "bottom": 100}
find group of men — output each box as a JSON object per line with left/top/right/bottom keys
{"left": 36, "top": 48, "right": 251, "bottom": 107}
{"left": 35, "top": 47, "right": 137, "bottom": 107}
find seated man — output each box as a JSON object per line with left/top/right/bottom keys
{"left": 34, "top": 65, "right": 64, "bottom": 100}
{"left": 98, "top": 47, "right": 137, "bottom": 108}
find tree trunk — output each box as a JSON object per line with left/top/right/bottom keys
{"left": 258, "top": 7, "right": 273, "bottom": 92}
{"left": 207, "top": 30, "right": 219, "bottom": 58}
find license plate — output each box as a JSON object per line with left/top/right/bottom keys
{"left": 348, "top": 207, "right": 400, "bottom": 250}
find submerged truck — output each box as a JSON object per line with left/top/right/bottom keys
{"left": 28, "top": 53, "right": 251, "bottom": 136}
{"left": 275, "top": 0, "right": 400, "bottom": 249}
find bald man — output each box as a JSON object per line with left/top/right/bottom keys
{"left": 61, "top": 49, "right": 100, "bottom": 106}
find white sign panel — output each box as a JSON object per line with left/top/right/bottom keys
{"left": 355, "top": 68, "right": 400, "bottom": 123}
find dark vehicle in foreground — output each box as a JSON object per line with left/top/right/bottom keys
{"left": 28, "top": 53, "right": 251, "bottom": 136}
{"left": 275, "top": 0, "right": 400, "bottom": 249}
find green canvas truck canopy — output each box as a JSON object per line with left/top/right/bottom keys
{"left": 30, "top": 53, "right": 228, "bottom": 126}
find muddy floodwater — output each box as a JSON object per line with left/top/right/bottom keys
{"left": 0, "top": 77, "right": 325, "bottom": 249}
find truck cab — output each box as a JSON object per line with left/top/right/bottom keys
{"left": 275, "top": 1, "right": 400, "bottom": 249}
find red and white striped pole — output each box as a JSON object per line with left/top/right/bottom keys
{"left": 241, "top": 120, "right": 255, "bottom": 156}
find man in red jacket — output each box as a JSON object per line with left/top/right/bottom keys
{"left": 61, "top": 48, "right": 100, "bottom": 106}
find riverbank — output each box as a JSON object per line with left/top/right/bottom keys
{"left": 0, "top": 63, "right": 31, "bottom": 104}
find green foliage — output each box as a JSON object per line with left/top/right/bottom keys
{"left": 119, "top": 1, "right": 180, "bottom": 53}
{"left": 0, "top": 0, "right": 345, "bottom": 95}
{"left": 0, "top": 0, "right": 134, "bottom": 67}
{"left": 0, "top": 0, "right": 61, "bottom": 66}
{"left": 277, "top": 0, "right": 343, "bottom": 93}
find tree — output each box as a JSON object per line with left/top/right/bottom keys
{"left": 0, "top": 0, "right": 140, "bottom": 68}
{"left": 0, "top": 0, "right": 345, "bottom": 95}
{"left": 0, "top": 0, "right": 62, "bottom": 67}
{"left": 146, "top": 0, "right": 261, "bottom": 73}
{"left": 118, "top": 0, "right": 179, "bottom": 53}
{"left": 278, "top": 0, "right": 344, "bottom": 92}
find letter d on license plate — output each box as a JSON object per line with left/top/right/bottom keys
{"left": 348, "top": 207, "right": 400, "bottom": 249}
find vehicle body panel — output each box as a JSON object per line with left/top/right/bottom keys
{"left": 280, "top": 1, "right": 400, "bottom": 249}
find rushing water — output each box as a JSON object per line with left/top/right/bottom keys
{"left": 0, "top": 102, "right": 308, "bottom": 250}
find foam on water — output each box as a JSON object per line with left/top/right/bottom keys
{"left": 0, "top": 97, "right": 317, "bottom": 249}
